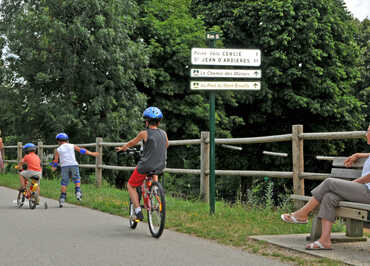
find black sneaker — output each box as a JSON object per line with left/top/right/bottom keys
{"left": 135, "top": 210, "right": 144, "bottom": 221}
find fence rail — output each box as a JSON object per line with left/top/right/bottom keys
{"left": 0, "top": 125, "right": 366, "bottom": 201}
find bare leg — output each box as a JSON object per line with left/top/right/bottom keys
{"left": 292, "top": 197, "right": 320, "bottom": 220}
{"left": 61, "top": 185, "right": 67, "bottom": 193}
{"left": 306, "top": 218, "right": 332, "bottom": 249}
{"left": 282, "top": 197, "right": 320, "bottom": 222}
{"left": 19, "top": 174, "right": 26, "bottom": 189}
{"left": 127, "top": 183, "right": 140, "bottom": 209}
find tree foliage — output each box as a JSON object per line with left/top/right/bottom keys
{"left": 191, "top": 0, "right": 366, "bottom": 134}
{"left": 0, "top": 0, "right": 148, "bottom": 144}
{"left": 355, "top": 19, "right": 370, "bottom": 119}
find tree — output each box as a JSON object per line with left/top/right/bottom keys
{"left": 192, "top": 0, "right": 366, "bottom": 133}
{"left": 355, "top": 18, "right": 370, "bottom": 121}
{"left": 135, "top": 0, "right": 245, "bottom": 140}
{"left": 0, "top": 0, "right": 149, "bottom": 145}
{"left": 191, "top": 0, "right": 367, "bottom": 199}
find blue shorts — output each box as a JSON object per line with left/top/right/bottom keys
{"left": 61, "top": 166, "right": 80, "bottom": 186}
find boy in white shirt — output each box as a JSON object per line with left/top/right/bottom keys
{"left": 52, "top": 133, "right": 99, "bottom": 207}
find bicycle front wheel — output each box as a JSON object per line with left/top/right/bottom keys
{"left": 16, "top": 191, "right": 25, "bottom": 208}
{"left": 147, "top": 182, "right": 166, "bottom": 238}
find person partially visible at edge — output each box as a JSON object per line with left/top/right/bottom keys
{"left": 0, "top": 136, "right": 4, "bottom": 169}
{"left": 51, "top": 133, "right": 99, "bottom": 207}
{"left": 115, "top": 107, "right": 168, "bottom": 222}
{"left": 281, "top": 124, "right": 370, "bottom": 250}
{"left": 17, "top": 143, "right": 42, "bottom": 203}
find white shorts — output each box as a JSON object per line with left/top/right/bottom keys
{"left": 20, "top": 170, "right": 41, "bottom": 182}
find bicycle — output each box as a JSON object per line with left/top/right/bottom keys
{"left": 16, "top": 176, "right": 40, "bottom": 209}
{"left": 119, "top": 147, "right": 166, "bottom": 238}
{"left": 15, "top": 166, "right": 47, "bottom": 209}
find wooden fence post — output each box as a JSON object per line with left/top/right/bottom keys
{"left": 0, "top": 146, "right": 4, "bottom": 174}
{"left": 292, "top": 125, "right": 304, "bottom": 196}
{"left": 38, "top": 141, "right": 43, "bottom": 178}
{"left": 96, "top": 137, "right": 103, "bottom": 187}
{"left": 200, "top": 131, "right": 210, "bottom": 202}
{"left": 17, "top": 142, "right": 23, "bottom": 165}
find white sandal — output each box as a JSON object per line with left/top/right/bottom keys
{"left": 280, "top": 213, "right": 308, "bottom": 224}
{"left": 306, "top": 240, "right": 332, "bottom": 250}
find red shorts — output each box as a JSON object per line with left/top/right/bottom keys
{"left": 128, "top": 168, "right": 147, "bottom": 187}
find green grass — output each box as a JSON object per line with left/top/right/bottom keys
{"left": 0, "top": 172, "right": 348, "bottom": 265}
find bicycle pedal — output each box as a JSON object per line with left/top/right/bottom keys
{"left": 134, "top": 219, "right": 141, "bottom": 223}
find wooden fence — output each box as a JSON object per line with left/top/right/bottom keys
{"left": 0, "top": 125, "right": 366, "bottom": 202}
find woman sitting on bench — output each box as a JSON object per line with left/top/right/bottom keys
{"left": 281, "top": 124, "right": 370, "bottom": 250}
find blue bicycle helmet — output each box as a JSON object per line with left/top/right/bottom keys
{"left": 23, "top": 143, "right": 36, "bottom": 153}
{"left": 142, "top": 107, "right": 163, "bottom": 120}
{"left": 56, "top": 133, "right": 69, "bottom": 141}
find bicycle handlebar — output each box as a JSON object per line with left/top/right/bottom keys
{"left": 117, "top": 147, "right": 142, "bottom": 155}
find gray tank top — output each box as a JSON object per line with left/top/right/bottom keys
{"left": 137, "top": 128, "right": 167, "bottom": 175}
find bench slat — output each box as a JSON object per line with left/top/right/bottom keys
{"left": 336, "top": 207, "right": 369, "bottom": 222}
{"left": 290, "top": 194, "right": 370, "bottom": 211}
{"left": 332, "top": 157, "right": 367, "bottom": 168}
{"left": 330, "top": 168, "right": 363, "bottom": 179}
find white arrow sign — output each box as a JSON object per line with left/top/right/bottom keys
{"left": 191, "top": 69, "right": 261, "bottom": 78}
{"left": 191, "top": 48, "right": 261, "bottom": 66}
{"left": 190, "top": 81, "right": 260, "bottom": 91}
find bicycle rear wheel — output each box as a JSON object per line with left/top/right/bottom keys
{"left": 147, "top": 182, "right": 166, "bottom": 238}
{"left": 16, "top": 191, "right": 25, "bottom": 208}
{"left": 29, "top": 192, "right": 38, "bottom": 209}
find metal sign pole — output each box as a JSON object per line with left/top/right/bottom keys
{"left": 209, "top": 91, "right": 215, "bottom": 214}
{"left": 207, "top": 32, "right": 218, "bottom": 214}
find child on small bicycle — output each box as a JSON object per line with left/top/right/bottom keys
{"left": 51, "top": 133, "right": 99, "bottom": 207}
{"left": 115, "top": 107, "right": 168, "bottom": 221}
{"left": 18, "top": 143, "right": 42, "bottom": 203}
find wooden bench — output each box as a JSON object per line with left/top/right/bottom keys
{"left": 291, "top": 156, "right": 370, "bottom": 242}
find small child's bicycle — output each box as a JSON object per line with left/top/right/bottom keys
{"left": 15, "top": 165, "right": 47, "bottom": 209}
{"left": 16, "top": 176, "right": 40, "bottom": 209}
{"left": 120, "top": 148, "right": 166, "bottom": 238}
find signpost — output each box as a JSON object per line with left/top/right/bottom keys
{"left": 190, "top": 32, "right": 261, "bottom": 214}
{"left": 190, "top": 69, "right": 261, "bottom": 79}
{"left": 191, "top": 48, "right": 261, "bottom": 66}
{"left": 190, "top": 81, "right": 261, "bottom": 90}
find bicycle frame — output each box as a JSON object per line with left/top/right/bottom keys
{"left": 140, "top": 176, "right": 155, "bottom": 211}
{"left": 23, "top": 179, "right": 38, "bottom": 199}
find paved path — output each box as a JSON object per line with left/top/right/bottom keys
{"left": 0, "top": 187, "right": 288, "bottom": 266}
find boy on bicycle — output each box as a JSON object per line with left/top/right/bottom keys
{"left": 51, "top": 133, "right": 99, "bottom": 207}
{"left": 18, "top": 143, "right": 42, "bottom": 203}
{"left": 115, "top": 107, "right": 168, "bottom": 221}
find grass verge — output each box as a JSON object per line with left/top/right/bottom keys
{"left": 0, "top": 173, "right": 349, "bottom": 265}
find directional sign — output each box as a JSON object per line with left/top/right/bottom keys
{"left": 191, "top": 48, "right": 261, "bottom": 66}
{"left": 190, "top": 81, "right": 260, "bottom": 91}
{"left": 191, "top": 69, "right": 261, "bottom": 79}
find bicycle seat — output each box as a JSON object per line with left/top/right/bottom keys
{"left": 146, "top": 170, "right": 162, "bottom": 176}
{"left": 30, "top": 175, "right": 40, "bottom": 181}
